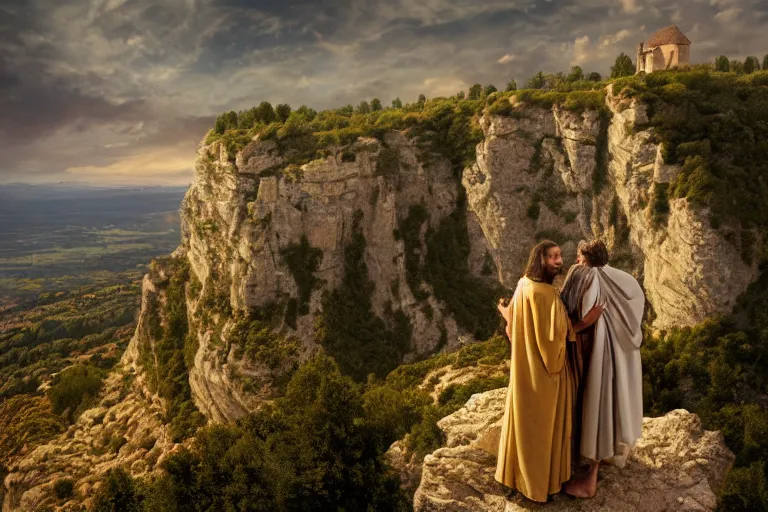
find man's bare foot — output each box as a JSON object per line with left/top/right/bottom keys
{"left": 564, "top": 462, "right": 599, "bottom": 498}
{"left": 564, "top": 476, "right": 597, "bottom": 498}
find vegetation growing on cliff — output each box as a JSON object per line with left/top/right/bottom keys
{"left": 0, "top": 395, "right": 66, "bottom": 463}
{"left": 395, "top": 194, "right": 505, "bottom": 341}
{"left": 229, "top": 306, "right": 300, "bottom": 392}
{"left": 395, "top": 204, "right": 430, "bottom": 301}
{"left": 279, "top": 235, "right": 324, "bottom": 317}
{"left": 205, "top": 93, "right": 486, "bottom": 171}
{"left": 422, "top": 190, "right": 506, "bottom": 340}
{"left": 315, "top": 210, "right": 412, "bottom": 382}
{"left": 140, "top": 256, "right": 205, "bottom": 442}
{"left": 47, "top": 363, "right": 105, "bottom": 422}
{"left": 613, "top": 69, "right": 768, "bottom": 252}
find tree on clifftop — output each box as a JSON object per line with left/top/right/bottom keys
{"left": 505, "top": 79, "right": 517, "bottom": 91}
{"left": 763, "top": 55, "right": 768, "bottom": 72}
{"left": 275, "top": 103, "right": 291, "bottom": 123}
{"left": 744, "top": 56, "right": 760, "bottom": 74}
{"left": 611, "top": 53, "right": 635, "bottom": 78}
{"left": 566, "top": 65, "right": 584, "bottom": 82}
{"left": 256, "top": 101, "right": 276, "bottom": 124}
{"left": 526, "top": 72, "right": 545, "bottom": 89}
{"left": 715, "top": 56, "right": 731, "bottom": 72}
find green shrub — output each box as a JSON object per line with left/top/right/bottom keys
{"left": 91, "top": 467, "right": 142, "bottom": 512}
{"left": 139, "top": 436, "right": 156, "bottom": 451}
{"left": 47, "top": 364, "right": 104, "bottom": 422}
{"left": 375, "top": 144, "right": 401, "bottom": 178}
{"left": 53, "top": 477, "right": 75, "bottom": 500}
{"left": 650, "top": 182, "right": 671, "bottom": 228}
{"left": 406, "top": 374, "right": 508, "bottom": 459}
{"left": 108, "top": 435, "right": 128, "bottom": 454}
{"left": 229, "top": 308, "right": 299, "bottom": 390}
{"left": 316, "top": 211, "right": 412, "bottom": 382}
{"left": 279, "top": 236, "right": 324, "bottom": 315}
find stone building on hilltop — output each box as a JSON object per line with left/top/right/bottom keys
{"left": 636, "top": 25, "right": 691, "bottom": 73}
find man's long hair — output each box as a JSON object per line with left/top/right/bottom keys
{"left": 523, "top": 240, "right": 559, "bottom": 282}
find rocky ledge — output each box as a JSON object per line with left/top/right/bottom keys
{"left": 409, "top": 388, "right": 735, "bottom": 512}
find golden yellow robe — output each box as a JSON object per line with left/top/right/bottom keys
{"left": 495, "top": 276, "right": 576, "bottom": 503}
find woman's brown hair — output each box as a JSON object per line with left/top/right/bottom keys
{"left": 524, "top": 240, "right": 560, "bottom": 282}
{"left": 578, "top": 239, "right": 609, "bottom": 267}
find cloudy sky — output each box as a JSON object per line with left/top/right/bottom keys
{"left": 1, "top": 0, "right": 766, "bottom": 185}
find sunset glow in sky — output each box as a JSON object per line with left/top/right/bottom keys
{"left": 1, "top": 0, "right": 766, "bottom": 185}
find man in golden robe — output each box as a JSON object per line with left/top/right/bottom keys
{"left": 494, "top": 240, "right": 576, "bottom": 503}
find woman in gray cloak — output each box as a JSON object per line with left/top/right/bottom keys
{"left": 560, "top": 240, "right": 645, "bottom": 498}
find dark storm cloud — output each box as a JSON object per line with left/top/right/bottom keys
{"left": 1, "top": 0, "right": 767, "bottom": 184}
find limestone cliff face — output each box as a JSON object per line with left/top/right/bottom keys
{"left": 464, "top": 86, "right": 758, "bottom": 329}
{"left": 180, "top": 132, "right": 494, "bottom": 423}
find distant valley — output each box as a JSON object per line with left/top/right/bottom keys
{"left": 0, "top": 184, "right": 187, "bottom": 302}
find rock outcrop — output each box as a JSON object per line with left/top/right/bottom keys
{"left": 410, "top": 388, "right": 735, "bottom": 512}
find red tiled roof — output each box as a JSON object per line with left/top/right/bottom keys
{"left": 648, "top": 25, "right": 691, "bottom": 47}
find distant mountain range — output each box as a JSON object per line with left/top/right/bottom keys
{"left": 0, "top": 183, "right": 188, "bottom": 222}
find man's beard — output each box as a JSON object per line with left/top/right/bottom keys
{"left": 542, "top": 265, "right": 562, "bottom": 283}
